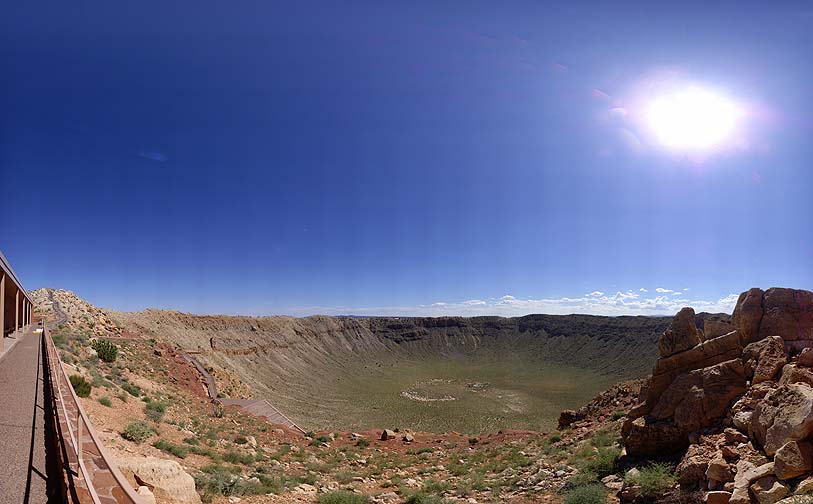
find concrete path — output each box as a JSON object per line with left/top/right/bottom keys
{"left": 0, "top": 325, "right": 61, "bottom": 503}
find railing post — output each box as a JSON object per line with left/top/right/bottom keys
{"left": 77, "top": 414, "right": 84, "bottom": 465}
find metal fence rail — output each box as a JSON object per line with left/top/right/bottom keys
{"left": 44, "top": 327, "right": 144, "bottom": 504}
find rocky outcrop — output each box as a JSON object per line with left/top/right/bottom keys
{"left": 622, "top": 287, "right": 813, "bottom": 504}
{"left": 116, "top": 456, "right": 201, "bottom": 504}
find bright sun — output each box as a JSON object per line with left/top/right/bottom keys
{"left": 645, "top": 86, "right": 744, "bottom": 150}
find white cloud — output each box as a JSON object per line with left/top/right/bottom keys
{"left": 288, "top": 292, "right": 740, "bottom": 318}
{"left": 587, "top": 291, "right": 605, "bottom": 297}
{"left": 639, "top": 288, "right": 649, "bottom": 292}
{"left": 656, "top": 287, "right": 674, "bottom": 293}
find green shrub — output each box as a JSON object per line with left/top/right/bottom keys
{"left": 627, "top": 463, "right": 677, "bottom": 498}
{"left": 153, "top": 439, "right": 188, "bottom": 459}
{"left": 121, "top": 420, "right": 155, "bottom": 443}
{"left": 611, "top": 411, "right": 625, "bottom": 421}
{"left": 549, "top": 433, "right": 562, "bottom": 443}
{"left": 422, "top": 479, "right": 451, "bottom": 494}
{"left": 564, "top": 484, "right": 607, "bottom": 504}
{"left": 69, "top": 375, "right": 91, "bottom": 398}
{"left": 234, "top": 436, "right": 248, "bottom": 445}
{"left": 581, "top": 446, "right": 620, "bottom": 478}
{"left": 318, "top": 491, "right": 370, "bottom": 504}
{"left": 52, "top": 332, "right": 68, "bottom": 348}
{"left": 145, "top": 401, "right": 167, "bottom": 422}
{"left": 98, "top": 396, "right": 113, "bottom": 407}
{"left": 356, "top": 438, "right": 370, "bottom": 448}
{"left": 183, "top": 437, "right": 200, "bottom": 446}
{"left": 403, "top": 493, "right": 446, "bottom": 504}
{"left": 223, "top": 450, "right": 255, "bottom": 465}
{"left": 91, "top": 339, "right": 118, "bottom": 363}
{"left": 121, "top": 381, "right": 141, "bottom": 397}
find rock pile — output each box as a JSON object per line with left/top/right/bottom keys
{"left": 622, "top": 287, "right": 813, "bottom": 504}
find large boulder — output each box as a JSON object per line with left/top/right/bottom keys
{"left": 743, "top": 336, "right": 787, "bottom": 384}
{"left": 750, "top": 475, "right": 789, "bottom": 504}
{"left": 751, "top": 383, "right": 813, "bottom": 456}
{"left": 759, "top": 288, "right": 813, "bottom": 350}
{"left": 116, "top": 456, "right": 201, "bottom": 504}
{"left": 730, "top": 461, "right": 774, "bottom": 504}
{"left": 650, "top": 359, "right": 747, "bottom": 432}
{"left": 773, "top": 440, "right": 813, "bottom": 480}
{"left": 660, "top": 307, "right": 704, "bottom": 357}
{"left": 779, "top": 364, "right": 813, "bottom": 387}
{"left": 732, "top": 288, "right": 765, "bottom": 346}
{"left": 622, "top": 416, "right": 688, "bottom": 457}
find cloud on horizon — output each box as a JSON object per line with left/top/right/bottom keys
{"left": 288, "top": 290, "right": 740, "bottom": 318}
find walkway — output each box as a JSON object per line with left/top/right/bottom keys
{"left": 0, "top": 325, "right": 60, "bottom": 503}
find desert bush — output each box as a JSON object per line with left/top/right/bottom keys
{"left": 121, "top": 420, "right": 155, "bottom": 443}
{"left": 318, "top": 491, "right": 369, "bottom": 504}
{"left": 356, "top": 438, "right": 370, "bottom": 448}
{"left": 611, "top": 411, "right": 625, "bottom": 421}
{"left": 145, "top": 401, "right": 167, "bottom": 422}
{"left": 223, "top": 450, "right": 255, "bottom": 465}
{"left": 564, "top": 484, "right": 607, "bottom": 504}
{"left": 91, "top": 339, "right": 118, "bottom": 363}
{"left": 580, "top": 446, "right": 620, "bottom": 478}
{"left": 153, "top": 439, "right": 188, "bottom": 458}
{"left": 98, "top": 396, "right": 112, "bottom": 407}
{"left": 121, "top": 381, "right": 141, "bottom": 397}
{"left": 403, "top": 492, "right": 448, "bottom": 504}
{"left": 69, "top": 375, "right": 91, "bottom": 398}
{"left": 234, "top": 435, "right": 249, "bottom": 445}
{"left": 183, "top": 437, "right": 200, "bottom": 446}
{"left": 627, "top": 463, "right": 677, "bottom": 498}
{"left": 549, "top": 433, "right": 562, "bottom": 443}
{"left": 422, "top": 479, "right": 451, "bottom": 494}
{"left": 52, "top": 332, "right": 68, "bottom": 348}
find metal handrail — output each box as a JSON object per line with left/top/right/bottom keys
{"left": 44, "top": 327, "right": 144, "bottom": 504}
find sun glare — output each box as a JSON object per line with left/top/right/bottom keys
{"left": 645, "top": 87, "right": 744, "bottom": 150}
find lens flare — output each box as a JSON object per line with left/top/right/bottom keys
{"left": 645, "top": 87, "right": 744, "bottom": 150}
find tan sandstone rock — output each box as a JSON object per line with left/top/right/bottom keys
{"left": 136, "top": 486, "right": 156, "bottom": 504}
{"left": 750, "top": 475, "right": 789, "bottom": 504}
{"left": 743, "top": 336, "right": 787, "bottom": 384}
{"left": 380, "top": 429, "right": 398, "bottom": 440}
{"left": 732, "top": 288, "right": 765, "bottom": 345}
{"left": 117, "top": 456, "right": 201, "bottom": 504}
{"left": 660, "top": 307, "right": 704, "bottom": 357}
{"left": 751, "top": 383, "right": 813, "bottom": 456}
{"left": 774, "top": 440, "right": 813, "bottom": 480}
{"left": 730, "top": 461, "right": 774, "bottom": 504}
{"left": 706, "top": 452, "right": 734, "bottom": 483}
{"left": 779, "top": 363, "right": 813, "bottom": 387}
{"left": 758, "top": 288, "right": 813, "bottom": 349}
{"left": 799, "top": 348, "right": 813, "bottom": 367}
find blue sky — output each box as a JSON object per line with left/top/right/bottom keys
{"left": 2, "top": 1, "right": 811, "bottom": 316}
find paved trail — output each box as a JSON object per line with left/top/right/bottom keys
{"left": 0, "top": 325, "right": 61, "bottom": 503}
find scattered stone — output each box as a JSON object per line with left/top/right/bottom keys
{"left": 380, "top": 429, "right": 397, "bottom": 441}
{"left": 402, "top": 432, "right": 415, "bottom": 443}
{"left": 706, "top": 452, "right": 734, "bottom": 483}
